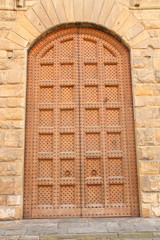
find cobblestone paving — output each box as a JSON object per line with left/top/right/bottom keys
{"left": 0, "top": 218, "right": 160, "bottom": 239}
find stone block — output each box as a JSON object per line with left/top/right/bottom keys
{"left": 155, "top": 70, "right": 160, "bottom": 83}
{"left": 141, "top": 175, "right": 160, "bottom": 192}
{"left": 138, "top": 147, "right": 154, "bottom": 160}
{"left": 112, "top": 8, "right": 130, "bottom": 32}
{"left": 0, "top": 98, "right": 7, "bottom": 108}
{"left": 155, "top": 129, "right": 160, "bottom": 145}
{"left": 118, "top": 13, "right": 137, "bottom": 37}
{"left": 132, "top": 58, "right": 147, "bottom": 68}
{"left": 0, "top": 195, "right": 7, "bottom": 205}
{"left": 0, "top": 108, "right": 24, "bottom": 120}
{"left": 12, "top": 24, "right": 35, "bottom": 44}
{"left": 126, "top": 22, "right": 144, "bottom": 40}
{"left": 153, "top": 58, "right": 160, "bottom": 68}
{"left": 0, "top": 39, "right": 23, "bottom": 51}
{"left": 139, "top": 161, "right": 159, "bottom": 174}
{"left": 105, "top": 3, "right": 123, "bottom": 29}
{"left": 0, "top": 177, "right": 15, "bottom": 194}
{"left": 74, "top": 0, "right": 83, "bottom": 21}
{"left": 0, "top": 148, "right": 23, "bottom": 162}
{"left": 135, "top": 85, "right": 152, "bottom": 96}
{"left": 0, "top": 11, "right": 16, "bottom": 21}
{"left": 33, "top": 2, "right": 52, "bottom": 29}
{"left": 0, "top": 162, "right": 22, "bottom": 176}
{"left": 7, "top": 195, "right": 21, "bottom": 206}
{"left": 7, "top": 31, "right": 29, "bottom": 48}
{"left": 137, "top": 128, "right": 155, "bottom": 146}
{"left": 7, "top": 98, "right": 25, "bottom": 108}
{"left": 0, "top": 50, "right": 7, "bottom": 59}
{"left": 4, "top": 130, "right": 23, "bottom": 147}
{"left": 7, "top": 70, "right": 25, "bottom": 84}
{"left": 0, "top": 206, "right": 16, "bottom": 220}
{"left": 135, "top": 38, "right": 160, "bottom": 49}
{"left": 143, "top": 20, "right": 160, "bottom": 29}
{"left": 91, "top": 0, "right": 104, "bottom": 23}
{"left": 0, "top": 71, "right": 7, "bottom": 84}
{"left": 152, "top": 205, "right": 160, "bottom": 217}
{"left": 0, "top": 120, "right": 24, "bottom": 129}
{"left": 0, "top": 85, "right": 24, "bottom": 97}
{"left": 41, "top": 0, "right": 59, "bottom": 25}
{"left": 136, "top": 69, "right": 155, "bottom": 83}
{"left": 131, "top": 31, "right": 150, "bottom": 47}
{"left": 153, "top": 85, "right": 160, "bottom": 96}
{"left": 84, "top": 0, "right": 94, "bottom": 21}
{"left": 52, "top": 0, "right": 67, "bottom": 23}
{"left": 63, "top": 0, "right": 74, "bottom": 22}
{"left": 98, "top": 0, "right": 114, "bottom": 25}
{"left": 142, "top": 193, "right": 157, "bottom": 203}
{"left": 17, "top": 15, "right": 40, "bottom": 38}
{"left": 15, "top": 177, "right": 23, "bottom": 195}
{"left": 25, "top": 8, "right": 46, "bottom": 33}
{"left": 141, "top": 204, "right": 152, "bottom": 217}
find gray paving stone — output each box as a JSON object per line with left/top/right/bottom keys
{"left": 105, "top": 222, "right": 121, "bottom": 232}
{"left": 0, "top": 231, "right": 5, "bottom": 236}
{"left": 4, "top": 229, "right": 27, "bottom": 236}
{"left": 58, "top": 222, "right": 89, "bottom": 228}
{"left": 68, "top": 226, "right": 108, "bottom": 234}
{"left": 133, "top": 223, "right": 159, "bottom": 232}
{"left": 0, "top": 237, "right": 19, "bottom": 240}
{"left": 118, "top": 222, "right": 137, "bottom": 232}
{"left": 19, "top": 237, "right": 39, "bottom": 240}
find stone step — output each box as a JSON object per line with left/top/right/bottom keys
{"left": 0, "top": 233, "right": 160, "bottom": 240}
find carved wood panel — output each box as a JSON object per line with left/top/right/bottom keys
{"left": 24, "top": 28, "right": 139, "bottom": 218}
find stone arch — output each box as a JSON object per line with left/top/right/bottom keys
{"left": 7, "top": 0, "right": 150, "bottom": 49}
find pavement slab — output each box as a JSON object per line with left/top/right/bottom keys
{"left": 0, "top": 218, "right": 160, "bottom": 239}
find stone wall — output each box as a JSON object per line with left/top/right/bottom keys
{"left": 0, "top": 0, "right": 160, "bottom": 220}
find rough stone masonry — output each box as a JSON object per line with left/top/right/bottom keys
{"left": 0, "top": 0, "right": 160, "bottom": 220}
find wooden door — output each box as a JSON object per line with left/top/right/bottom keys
{"left": 24, "top": 28, "right": 139, "bottom": 218}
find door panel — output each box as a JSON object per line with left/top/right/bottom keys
{"left": 24, "top": 28, "right": 139, "bottom": 218}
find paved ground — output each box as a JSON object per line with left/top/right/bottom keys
{"left": 0, "top": 218, "right": 160, "bottom": 239}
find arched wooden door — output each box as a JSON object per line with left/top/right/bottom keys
{"left": 24, "top": 28, "right": 139, "bottom": 218}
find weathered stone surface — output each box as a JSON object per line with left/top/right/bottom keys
{"left": 0, "top": 11, "right": 16, "bottom": 21}
{"left": 0, "top": 85, "right": 24, "bottom": 97}
{"left": 7, "top": 98, "right": 25, "bottom": 108}
{"left": 142, "top": 193, "right": 157, "bottom": 203}
{"left": 139, "top": 161, "right": 159, "bottom": 174}
{"left": 0, "top": 121, "right": 24, "bottom": 129}
{"left": 135, "top": 85, "right": 153, "bottom": 96}
{"left": 63, "top": 0, "right": 74, "bottom": 22}
{"left": 152, "top": 205, "right": 160, "bottom": 217}
{"left": 0, "top": 177, "right": 15, "bottom": 194}
{"left": 135, "top": 69, "right": 155, "bottom": 83}
{"left": 137, "top": 128, "right": 155, "bottom": 146}
{"left": 25, "top": 8, "right": 46, "bottom": 33}
{"left": 4, "top": 130, "right": 23, "bottom": 147}
{"left": 0, "top": 0, "right": 160, "bottom": 220}
{"left": 126, "top": 22, "right": 144, "bottom": 40}
{"left": 141, "top": 175, "right": 160, "bottom": 192}
{"left": 0, "top": 162, "right": 22, "bottom": 176}
{"left": 0, "top": 108, "right": 24, "bottom": 120}
{"left": 0, "top": 196, "right": 6, "bottom": 205}
{"left": 74, "top": 0, "right": 83, "bottom": 21}
{"left": 41, "top": 0, "right": 59, "bottom": 25}
{"left": 98, "top": 0, "right": 114, "bottom": 25}
{"left": 138, "top": 147, "right": 155, "bottom": 160}
{"left": 0, "top": 148, "right": 23, "bottom": 162}
{"left": 7, "top": 31, "right": 29, "bottom": 48}
{"left": 7, "top": 195, "right": 21, "bottom": 206}
{"left": 0, "top": 206, "right": 16, "bottom": 220}
{"left": 155, "top": 70, "right": 160, "bottom": 82}
{"left": 33, "top": 2, "right": 52, "bottom": 29}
